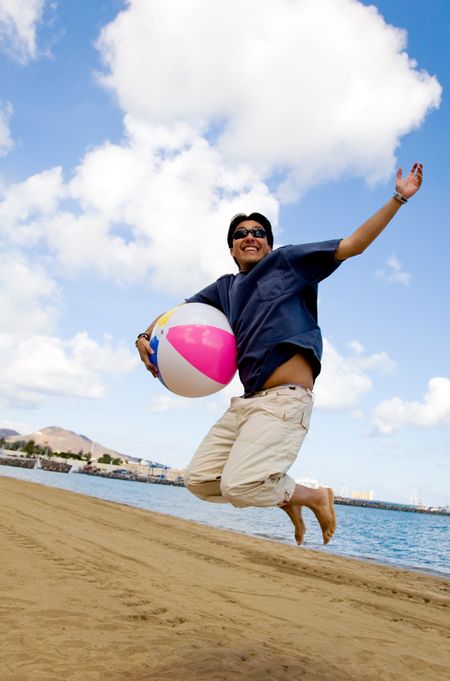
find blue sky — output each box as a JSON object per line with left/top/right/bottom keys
{"left": 0, "top": 0, "right": 449, "bottom": 506}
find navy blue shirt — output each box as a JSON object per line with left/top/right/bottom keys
{"left": 186, "top": 240, "right": 342, "bottom": 394}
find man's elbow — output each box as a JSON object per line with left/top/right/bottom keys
{"left": 336, "top": 240, "right": 365, "bottom": 260}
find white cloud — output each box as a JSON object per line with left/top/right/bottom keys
{"left": 0, "top": 99, "right": 13, "bottom": 156}
{"left": 0, "top": 241, "right": 138, "bottom": 409}
{"left": 0, "top": 0, "right": 46, "bottom": 63}
{"left": 1, "top": 123, "right": 277, "bottom": 293}
{"left": 0, "top": 332, "right": 137, "bottom": 408}
{"left": 372, "top": 378, "right": 450, "bottom": 435}
{"left": 97, "top": 0, "right": 441, "bottom": 196}
{"left": 149, "top": 394, "right": 196, "bottom": 413}
{"left": 376, "top": 255, "right": 412, "bottom": 286}
{"left": 65, "top": 120, "right": 277, "bottom": 291}
{"left": 0, "top": 1, "right": 441, "bottom": 415}
{"left": 356, "top": 350, "right": 397, "bottom": 374}
{"left": 314, "top": 338, "right": 396, "bottom": 409}
{"left": 0, "top": 167, "right": 65, "bottom": 246}
{"left": 0, "top": 1, "right": 441, "bottom": 297}
{"left": 0, "top": 251, "right": 61, "bottom": 334}
{"left": 347, "top": 340, "right": 365, "bottom": 355}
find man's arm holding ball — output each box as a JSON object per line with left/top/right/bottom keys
{"left": 135, "top": 314, "right": 163, "bottom": 377}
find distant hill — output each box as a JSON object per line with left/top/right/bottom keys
{"left": 0, "top": 428, "right": 20, "bottom": 439}
{"left": 3, "top": 426, "right": 139, "bottom": 462}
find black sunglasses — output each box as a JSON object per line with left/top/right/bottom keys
{"left": 232, "top": 228, "right": 267, "bottom": 240}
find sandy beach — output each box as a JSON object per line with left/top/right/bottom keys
{"left": 1, "top": 477, "right": 449, "bottom": 681}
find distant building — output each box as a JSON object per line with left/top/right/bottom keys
{"left": 165, "top": 467, "right": 185, "bottom": 484}
{"left": 351, "top": 490, "right": 374, "bottom": 501}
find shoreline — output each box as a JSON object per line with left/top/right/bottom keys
{"left": 1, "top": 476, "right": 449, "bottom": 681}
{"left": 2, "top": 454, "right": 448, "bottom": 514}
{"left": 334, "top": 495, "right": 450, "bottom": 516}
{"left": 1, "top": 467, "right": 449, "bottom": 579}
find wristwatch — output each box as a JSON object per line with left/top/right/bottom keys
{"left": 392, "top": 192, "right": 408, "bottom": 204}
{"left": 135, "top": 332, "right": 150, "bottom": 347}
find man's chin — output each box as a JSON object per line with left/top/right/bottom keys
{"left": 237, "top": 256, "right": 263, "bottom": 271}
{"left": 240, "top": 252, "right": 262, "bottom": 262}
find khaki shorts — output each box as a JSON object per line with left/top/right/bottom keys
{"left": 184, "top": 385, "right": 313, "bottom": 508}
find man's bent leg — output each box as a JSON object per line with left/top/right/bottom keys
{"left": 218, "top": 388, "right": 335, "bottom": 544}
{"left": 220, "top": 388, "right": 311, "bottom": 508}
{"left": 280, "top": 503, "right": 307, "bottom": 545}
{"left": 184, "top": 398, "right": 238, "bottom": 503}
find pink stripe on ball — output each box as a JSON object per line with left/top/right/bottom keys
{"left": 167, "top": 324, "right": 237, "bottom": 384}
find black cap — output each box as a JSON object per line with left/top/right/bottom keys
{"left": 227, "top": 212, "right": 274, "bottom": 248}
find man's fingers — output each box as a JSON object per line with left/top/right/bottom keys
{"left": 410, "top": 162, "right": 423, "bottom": 176}
{"left": 136, "top": 338, "right": 158, "bottom": 376}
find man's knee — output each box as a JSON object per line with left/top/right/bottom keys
{"left": 220, "top": 471, "right": 291, "bottom": 508}
{"left": 184, "top": 472, "right": 222, "bottom": 501}
{"left": 220, "top": 477, "right": 264, "bottom": 508}
{"left": 183, "top": 468, "right": 201, "bottom": 496}
{"left": 183, "top": 465, "right": 201, "bottom": 493}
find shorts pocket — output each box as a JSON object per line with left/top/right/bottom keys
{"left": 277, "top": 395, "right": 312, "bottom": 430}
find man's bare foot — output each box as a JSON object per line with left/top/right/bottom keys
{"left": 310, "top": 487, "right": 336, "bottom": 544}
{"left": 281, "top": 503, "right": 306, "bottom": 545}
{"left": 286, "top": 485, "right": 336, "bottom": 545}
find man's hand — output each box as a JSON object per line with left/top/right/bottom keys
{"left": 136, "top": 315, "right": 164, "bottom": 378}
{"left": 136, "top": 335, "right": 158, "bottom": 377}
{"left": 396, "top": 162, "right": 423, "bottom": 199}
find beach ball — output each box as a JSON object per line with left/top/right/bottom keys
{"left": 149, "top": 303, "right": 237, "bottom": 397}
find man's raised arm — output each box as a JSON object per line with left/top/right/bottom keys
{"left": 335, "top": 163, "right": 423, "bottom": 261}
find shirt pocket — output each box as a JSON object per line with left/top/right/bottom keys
{"left": 256, "top": 270, "right": 296, "bottom": 301}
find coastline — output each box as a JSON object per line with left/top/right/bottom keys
{"left": 3, "top": 453, "right": 447, "bottom": 514}
{"left": 1, "top": 477, "right": 449, "bottom": 681}
{"left": 334, "top": 496, "right": 450, "bottom": 516}
{"left": 1, "top": 465, "right": 449, "bottom": 577}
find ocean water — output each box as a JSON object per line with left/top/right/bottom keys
{"left": 1, "top": 465, "right": 449, "bottom": 578}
